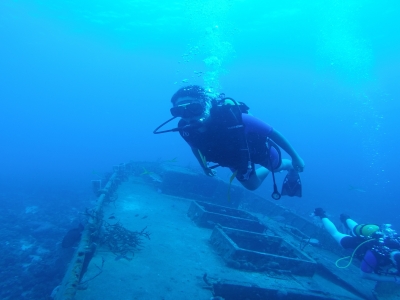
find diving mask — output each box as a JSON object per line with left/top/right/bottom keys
{"left": 170, "top": 102, "right": 205, "bottom": 118}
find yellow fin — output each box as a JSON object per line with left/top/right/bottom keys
{"left": 227, "top": 171, "right": 238, "bottom": 202}
{"left": 164, "top": 157, "right": 178, "bottom": 163}
{"left": 198, "top": 150, "right": 207, "bottom": 169}
{"left": 229, "top": 171, "right": 237, "bottom": 183}
{"left": 140, "top": 167, "right": 152, "bottom": 176}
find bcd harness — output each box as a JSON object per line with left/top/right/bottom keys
{"left": 179, "top": 98, "right": 252, "bottom": 176}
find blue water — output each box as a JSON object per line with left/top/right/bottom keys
{"left": 1, "top": 1, "right": 399, "bottom": 298}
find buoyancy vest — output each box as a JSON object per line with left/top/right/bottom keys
{"left": 178, "top": 99, "right": 251, "bottom": 173}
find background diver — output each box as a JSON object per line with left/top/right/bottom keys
{"left": 313, "top": 208, "right": 400, "bottom": 284}
{"left": 154, "top": 85, "right": 305, "bottom": 199}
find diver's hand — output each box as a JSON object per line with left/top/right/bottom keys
{"left": 291, "top": 156, "right": 305, "bottom": 172}
{"left": 203, "top": 167, "right": 217, "bottom": 177}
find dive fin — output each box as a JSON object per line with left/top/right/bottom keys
{"left": 281, "top": 169, "right": 302, "bottom": 197}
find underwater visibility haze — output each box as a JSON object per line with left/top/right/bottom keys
{"left": 0, "top": 0, "right": 400, "bottom": 299}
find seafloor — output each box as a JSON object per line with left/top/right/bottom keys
{"left": 55, "top": 162, "right": 400, "bottom": 300}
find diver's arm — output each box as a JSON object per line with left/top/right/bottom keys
{"left": 191, "top": 147, "right": 216, "bottom": 177}
{"left": 269, "top": 129, "right": 305, "bottom": 172}
{"left": 361, "top": 271, "right": 400, "bottom": 284}
{"left": 269, "top": 129, "right": 299, "bottom": 159}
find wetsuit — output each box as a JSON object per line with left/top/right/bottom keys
{"left": 179, "top": 113, "right": 280, "bottom": 181}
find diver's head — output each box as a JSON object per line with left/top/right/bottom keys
{"left": 353, "top": 224, "right": 381, "bottom": 238}
{"left": 170, "top": 85, "right": 212, "bottom": 121}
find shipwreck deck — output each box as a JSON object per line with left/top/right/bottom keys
{"left": 54, "top": 162, "right": 400, "bottom": 300}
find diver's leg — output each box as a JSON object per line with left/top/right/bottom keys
{"left": 255, "top": 166, "right": 270, "bottom": 181}
{"left": 322, "top": 218, "right": 349, "bottom": 244}
{"left": 235, "top": 161, "right": 271, "bottom": 191}
{"left": 340, "top": 213, "right": 358, "bottom": 236}
{"left": 346, "top": 219, "right": 358, "bottom": 233}
{"left": 238, "top": 167, "right": 270, "bottom": 191}
{"left": 238, "top": 173, "right": 261, "bottom": 190}
{"left": 275, "top": 159, "right": 293, "bottom": 172}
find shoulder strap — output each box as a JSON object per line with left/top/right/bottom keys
{"left": 208, "top": 98, "right": 251, "bottom": 172}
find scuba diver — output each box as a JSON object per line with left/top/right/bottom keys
{"left": 153, "top": 85, "right": 305, "bottom": 200}
{"left": 312, "top": 208, "right": 400, "bottom": 284}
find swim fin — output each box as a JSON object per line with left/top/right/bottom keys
{"left": 281, "top": 170, "right": 302, "bottom": 197}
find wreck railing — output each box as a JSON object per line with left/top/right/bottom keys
{"left": 54, "top": 164, "right": 126, "bottom": 300}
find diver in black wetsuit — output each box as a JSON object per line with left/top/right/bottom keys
{"left": 156, "top": 85, "right": 305, "bottom": 199}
